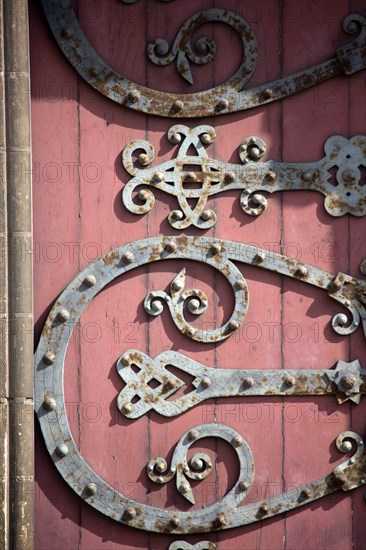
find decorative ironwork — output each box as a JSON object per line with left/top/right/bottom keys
{"left": 34, "top": 237, "right": 366, "bottom": 531}
{"left": 122, "top": 126, "right": 366, "bottom": 227}
{"left": 41, "top": 2, "right": 366, "bottom": 117}
{"left": 147, "top": 424, "right": 254, "bottom": 506}
{"left": 147, "top": 9, "right": 257, "bottom": 86}
{"left": 168, "top": 543, "right": 217, "bottom": 550}
{"left": 117, "top": 353, "right": 366, "bottom": 419}
{"left": 144, "top": 267, "right": 248, "bottom": 343}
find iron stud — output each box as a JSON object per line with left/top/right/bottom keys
{"left": 171, "top": 210, "right": 184, "bottom": 221}
{"left": 43, "top": 396, "right": 57, "bottom": 412}
{"left": 83, "top": 275, "right": 96, "bottom": 288}
{"left": 43, "top": 351, "right": 56, "bottom": 365}
{"left": 138, "top": 153, "right": 149, "bottom": 165}
{"left": 295, "top": 266, "right": 308, "bottom": 278}
{"left": 85, "top": 482, "right": 97, "bottom": 496}
{"left": 172, "top": 100, "right": 184, "bottom": 112}
{"left": 123, "top": 507, "right": 136, "bottom": 521}
{"left": 188, "top": 429, "right": 199, "bottom": 441}
{"left": 165, "top": 241, "right": 177, "bottom": 253}
{"left": 170, "top": 132, "right": 182, "bottom": 144}
{"left": 284, "top": 375, "right": 296, "bottom": 387}
{"left": 254, "top": 251, "right": 265, "bottom": 263}
{"left": 152, "top": 172, "right": 165, "bottom": 184}
{"left": 224, "top": 171, "right": 236, "bottom": 183}
{"left": 228, "top": 320, "right": 240, "bottom": 331}
{"left": 122, "top": 403, "right": 133, "bottom": 414}
{"left": 201, "top": 376, "right": 212, "bottom": 389}
{"left": 185, "top": 326, "right": 196, "bottom": 338}
{"left": 262, "top": 88, "right": 273, "bottom": 99}
{"left": 217, "top": 98, "right": 229, "bottom": 111}
{"left": 127, "top": 90, "right": 140, "bottom": 103}
{"left": 232, "top": 435, "right": 243, "bottom": 447}
{"left": 243, "top": 377, "right": 254, "bottom": 388}
{"left": 121, "top": 353, "right": 131, "bottom": 366}
{"left": 340, "top": 440, "right": 352, "bottom": 453}
{"left": 122, "top": 251, "right": 134, "bottom": 264}
{"left": 57, "top": 309, "right": 70, "bottom": 323}
{"left": 201, "top": 132, "right": 215, "bottom": 145}
{"left": 56, "top": 444, "right": 69, "bottom": 458}
{"left": 210, "top": 243, "right": 222, "bottom": 255}
{"left": 201, "top": 210, "right": 214, "bottom": 221}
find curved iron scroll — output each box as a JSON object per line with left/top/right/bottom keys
{"left": 34, "top": 237, "right": 366, "bottom": 531}
{"left": 41, "top": 2, "right": 366, "bottom": 117}
{"left": 122, "top": 126, "right": 366, "bottom": 226}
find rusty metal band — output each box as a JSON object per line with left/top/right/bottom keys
{"left": 41, "top": 2, "right": 366, "bottom": 117}
{"left": 122, "top": 126, "right": 366, "bottom": 226}
{"left": 117, "top": 354, "right": 366, "bottom": 419}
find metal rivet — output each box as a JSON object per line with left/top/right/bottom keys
{"left": 188, "top": 299, "right": 201, "bottom": 313}
{"left": 43, "top": 351, "right": 56, "bottom": 365}
{"left": 201, "top": 210, "right": 214, "bottom": 221}
{"left": 235, "top": 279, "right": 246, "bottom": 290}
{"left": 249, "top": 146, "right": 261, "bottom": 160}
{"left": 83, "top": 274, "right": 96, "bottom": 288}
{"left": 232, "top": 435, "right": 243, "bottom": 447}
{"left": 302, "top": 171, "right": 313, "bottom": 182}
{"left": 201, "top": 132, "right": 215, "bottom": 145}
{"left": 178, "top": 482, "right": 190, "bottom": 494}
{"left": 252, "top": 193, "right": 265, "bottom": 205}
{"left": 122, "top": 403, "right": 133, "bottom": 414}
{"left": 43, "top": 396, "right": 57, "bottom": 412}
{"left": 300, "top": 488, "right": 311, "bottom": 500}
{"left": 259, "top": 503, "right": 269, "bottom": 515}
{"left": 169, "top": 517, "right": 180, "bottom": 529}
{"left": 165, "top": 241, "right": 176, "bottom": 253}
{"left": 284, "top": 375, "right": 296, "bottom": 387}
{"left": 239, "top": 481, "right": 248, "bottom": 491}
{"left": 295, "top": 266, "right": 308, "bottom": 278}
{"left": 138, "top": 153, "right": 149, "bottom": 165}
{"left": 138, "top": 190, "right": 149, "bottom": 200}
{"left": 152, "top": 172, "right": 165, "bottom": 184}
{"left": 185, "top": 326, "right": 196, "bottom": 338}
{"left": 188, "top": 429, "right": 199, "bottom": 441}
{"left": 267, "top": 170, "right": 276, "bottom": 181}
{"left": 156, "top": 461, "right": 166, "bottom": 473}
{"left": 243, "top": 377, "right": 254, "bottom": 388}
{"left": 185, "top": 171, "right": 198, "bottom": 182}
{"left": 340, "top": 440, "right": 352, "bottom": 453}
{"left": 121, "top": 353, "right": 131, "bottom": 366}
{"left": 127, "top": 90, "right": 140, "bottom": 103}
{"left": 210, "top": 243, "right": 222, "bottom": 255}
{"left": 254, "top": 252, "right": 265, "bottom": 263}
{"left": 89, "top": 67, "right": 99, "bottom": 77}
{"left": 61, "top": 27, "right": 72, "bottom": 39}
{"left": 262, "top": 88, "right": 273, "bottom": 99}
{"left": 344, "top": 300, "right": 351, "bottom": 307}
{"left": 217, "top": 98, "right": 229, "bottom": 111}
{"left": 228, "top": 320, "right": 240, "bottom": 331}
{"left": 215, "top": 513, "right": 227, "bottom": 527}
{"left": 201, "top": 376, "right": 211, "bottom": 388}
{"left": 191, "top": 457, "right": 203, "bottom": 470}
{"left": 170, "top": 132, "right": 182, "bottom": 144}
{"left": 349, "top": 458, "right": 355, "bottom": 465}
{"left": 123, "top": 507, "right": 136, "bottom": 521}
{"left": 224, "top": 171, "right": 236, "bottom": 183}
{"left": 328, "top": 279, "right": 342, "bottom": 293}
{"left": 172, "top": 100, "right": 184, "bottom": 112}
{"left": 85, "top": 482, "right": 97, "bottom": 496}
{"left": 122, "top": 251, "right": 134, "bottom": 264}
{"left": 56, "top": 444, "right": 69, "bottom": 458}
{"left": 57, "top": 309, "right": 70, "bottom": 323}
{"left": 337, "top": 313, "right": 348, "bottom": 326}
{"left": 171, "top": 210, "right": 184, "bottom": 221}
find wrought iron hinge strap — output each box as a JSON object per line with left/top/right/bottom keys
{"left": 122, "top": 127, "right": 366, "bottom": 226}
{"left": 41, "top": 2, "right": 366, "bottom": 117}
{"left": 117, "top": 353, "right": 365, "bottom": 419}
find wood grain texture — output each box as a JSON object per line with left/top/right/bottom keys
{"left": 31, "top": 1, "right": 366, "bottom": 548}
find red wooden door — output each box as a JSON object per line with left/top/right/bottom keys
{"left": 31, "top": 1, "right": 366, "bottom": 549}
